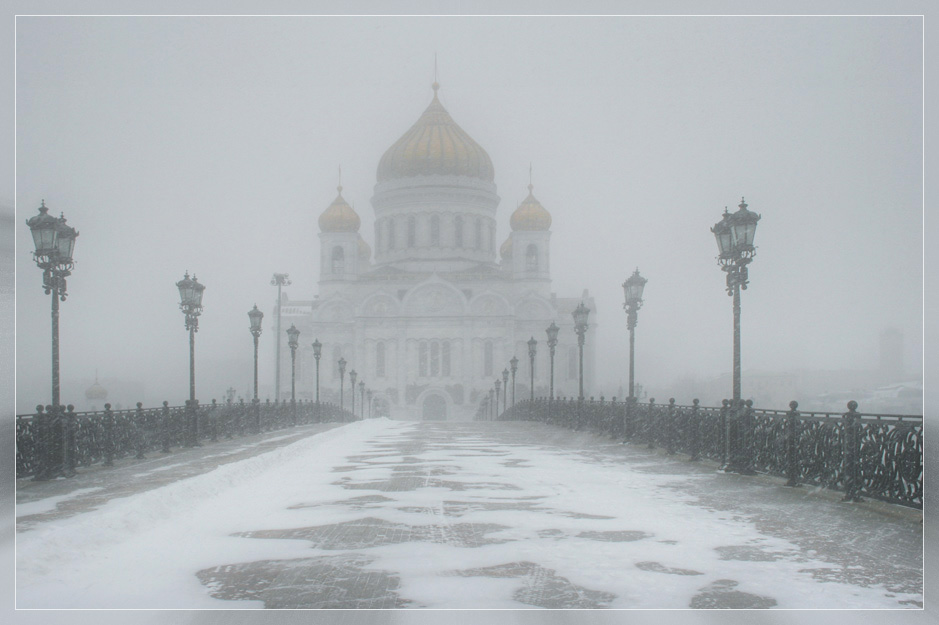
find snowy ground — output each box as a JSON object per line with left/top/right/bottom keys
{"left": 15, "top": 418, "right": 922, "bottom": 609}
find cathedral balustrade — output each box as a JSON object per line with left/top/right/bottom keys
{"left": 498, "top": 397, "right": 923, "bottom": 510}
{"left": 16, "top": 399, "right": 357, "bottom": 480}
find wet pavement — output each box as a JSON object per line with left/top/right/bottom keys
{"left": 16, "top": 419, "right": 923, "bottom": 609}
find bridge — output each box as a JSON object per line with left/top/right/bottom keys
{"left": 15, "top": 402, "right": 923, "bottom": 610}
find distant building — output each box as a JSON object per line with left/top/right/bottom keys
{"left": 276, "top": 82, "right": 597, "bottom": 420}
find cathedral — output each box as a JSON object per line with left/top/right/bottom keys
{"left": 275, "top": 81, "right": 597, "bottom": 420}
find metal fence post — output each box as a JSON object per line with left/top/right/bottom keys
{"left": 103, "top": 403, "right": 114, "bottom": 467}
{"left": 785, "top": 400, "right": 801, "bottom": 487}
{"left": 720, "top": 399, "right": 730, "bottom": 470}
{"left": 689, "top": 399, "right": 700, "bottom": 461}
{"left": 842, "top": 400, "right": 864, "bottom": 502}
{"left": 64, "top": 404, "right": 77, "bottom": 476}
{"left": 666, "top": 398, "right": 676, "bottom": 455}
{"left": 647, "top": 398, "right": 656, "bottom": 449}
{"left": 135, "top": 402, "right": 147, "bottom": 460}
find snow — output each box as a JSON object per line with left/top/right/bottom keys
{"left": 15, "top": 418, "right": 920, "bottom": 609}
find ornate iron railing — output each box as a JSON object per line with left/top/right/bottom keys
{"left": 499, "top": 397, "right": 923, "bottom": 509}
{"left": 16, "top": 399, "right": 356, "bottom": 480}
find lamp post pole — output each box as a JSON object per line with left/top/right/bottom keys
{"left": 527, "top": 337, "right": 537, "bottom": 402}
{"left": 349, "top": 369, "right": 357, "bottom": 418}
{"left": 367, "top": 390, "right": 373, "bottom": 419}
{"left": 177, "top": 272, "right": 205, "bottom": 446}
{"left": 502, "top": 368, "right": 509, "bottom": 414}
{"left": 312, "top": 339, "right": 322, "bottom": 420}
{"left": 248, "top": 304, "right": 264, "bottom": 433}
{"left": 271, "top": 273, "right": 291, "bottom": 401}
{"left": 287, "top": 324, "right": 300, "bottom": 425}
{"left": 712, "top": 198, "right": 761, "bottom": 473}
{"left": 572, "top": 302, "right": 590, "bottom": 401}
{"left": 27, "top": 201, "right": 79, "bottom": 480}
{"left": 359, "top": 380, "right": 365, "bottom": 420}
{"left": 495, "top": 379, "right": 501, "bottom": 418}
{"left": 622, "top": 269, "right": 648, "bottom": 400}
{"left": 510, "top": 356, "right": 518, "bottom": 408}
{"left": 338, "top": 357, "right": 347, "bottom": 412}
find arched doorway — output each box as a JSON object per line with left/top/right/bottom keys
{"left": 422, "top": 394, "right": 447, "bottom": 421}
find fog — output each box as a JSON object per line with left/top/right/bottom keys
{"left": 12, "top": 15, "right": 922, "bottom": 413}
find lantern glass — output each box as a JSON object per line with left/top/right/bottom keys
{"left": 510, "top": 356, "right": 518, "bottom": 372}
{"left": 572, "top": 302, "right": 590, "bottom": 329}
{"left": 527, "top": 336, "right": 537, "bottom": 356}
{"left": 546, "top": 321, "right": 560, "bottom": 344}
{"left": 176, "top": 273, "right": 195, "bottom": 307}
{"left": 27, "top": 204, "right": 60, "bottom": 257}
{"left": 191, "top": 277, "right": 205, "bottom": 308}
{"left": 338, "top": 357, "right": 347, "bottom": 375}
{"left": 350, "top": 369, "right": 357, "bottom": 385}
{"left": 731, "top": 209, "right": 760, "bottom": 249}
{"left": 248, "top": 305, "right": 264, "bottom": 332}
{"left": 312, "top": 339, "right": 322, "bottom": 358}
{"left": 623, "top": 269, "right": 647, "bottom": 305}
{"left": 287, "top": 324, "right": 300, "bottom": 349}
{"left": 54, "top": 219, "right": 78, "bottom": 263}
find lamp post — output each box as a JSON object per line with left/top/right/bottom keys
{"left": 711, "top": 198, "right": 761, "bottom": 404}
{"left": 502, "top": 368, "right": 509, "bottom": 413}
{"left": 367, "top": 390, "right": 373, "bottom": 418}
{"left": 271, "top": 273, "right": 291, "bottom": 401}
{"left": 312, "top": 339, "right": 322, "bottom": 417}
{"left": 622, "top": 269, "right": 647, "bottom": 400}
{"left": 338, "top": 357, "right": 347, "bottom": 412}
{"left": 26, "top": 200, "right": 78, "bottom": 480}
{"left": 349, "top": 369, "right": 357, "bottom": 418}
{"left": 176, "top": 271, "right": 205, "bottom": 446}
{"left": 510, "top": 356, "right": 518, "bottom": 408}
{"left": 527, "top": 337, "right": 537, "bottom": 402}
{"left": 286, "top": 324, "right": 300, "bottom": 425}
{"left": 494, "top": 379, "right": 501, "bottom": 418}
{"left": 572, "top": 302, "right": 590, "bottom": 401}
{"left": 359, "top": 380, "right": 365, "bottom": 420}
{"left": 248, "top": 304, "right": 263, "bottom": 433}
{"left": 545, "top": 322, "right": 559, "bottom": 400}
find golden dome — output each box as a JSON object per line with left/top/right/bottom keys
{"left": 377, "top": 83, "right": 494, "bottom": 182}
{"left": 357, "top": 234, "right": 371, "bottom": 260}
{"left": 510, "top": 184, "right": 552, "bottom": 231}
{"left": 318, "top": 186, "right": 361, "bottom": 232}
{"left": 85, "top": 376, "right": 108, "bottom": 401}
{"left": 500, "top": 236, "right": 513, "bottom": 259}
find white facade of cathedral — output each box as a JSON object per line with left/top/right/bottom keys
{"left": 275, "top": 84, "right": 597, "bottom": 420}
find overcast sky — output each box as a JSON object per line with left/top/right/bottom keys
{"left": 12, "top": 14, "right": 923, "bottom": 412}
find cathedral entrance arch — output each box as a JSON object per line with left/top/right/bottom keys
{"left": 422, "top": 394, "right": 448, "bottom": 421}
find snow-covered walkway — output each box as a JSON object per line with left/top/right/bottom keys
{"left": 16, "top": 418, "right": 922, "bottom": 609}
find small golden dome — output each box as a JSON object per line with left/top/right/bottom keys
{"left": 500, "top": 236, "right": 513, "bottom": 259}
{"left": 510, "top": 184, "right": 552, "bottom": 231}
{"left": 318, "top": 186, "right": 361, "bottom": 232}
{"left": 357, "top": 234, "right": 371, "bottom": 260}
{"left": 85, "top": 376, "right": 108, "bottom": 401}
{"left": 377, "top": 83, "right": 494, "bottom": 182}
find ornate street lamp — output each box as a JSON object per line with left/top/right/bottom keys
{"left": 510, "top": 356, "right": 518, "bottom": 408}
{"left": 545, "top": 322, "right": 559, "bottom": 400}
{"left": 572, "top": 302, "right": 590, "bottom": 400}
{"left": 338, "top": 357, "right": 347, "bottom": 412}
{"left": 359, "top": 380, "right": 365, "bottom": 420}
{"left": 622, "top": 269, "right": 647, "bottom": 400}
{"left": 286, "top": 324, "right": 300, "bottom": 425}
{"left": 367, "top": 389, "right": 373, "bottom": 418}
{"left": 527, "top": 337, "right": 537, "bottom": 402}
{"left": 349, "top": 368, "right": 357, "bottom": 417}
{"left": 711, "top": 198, "right": 761, "bottom": 403}
{"left": 312, "top": 339, "right": 322, "bottom": 414}
{"left": 502, "top": 368, "right": 509, "bottom": 413}
{"left": 494, "top": 378, "right": 502, "bottom": 418}
{"left": 271, "top": 273, "right": 291, "bottom": 401}
{"left": 176, "top": 271, "right": 205, "bottom": 446}
{"left": 26, "top": 200, "right": 78, "bottom": 480}
{"left": 248, "top": 304, "right": 263, "bottom": 433}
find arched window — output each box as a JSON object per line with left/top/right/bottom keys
{"left": 408, "top": 216, "right": 416, "bottom": 247}
{"left": 419, "top": 342, "right": 428, "bottom": 377}
{"left": 484, "top": 341, "right": 493, "bottom": 376}
{"left": 332, "top": 246, "right": 345, "bottom": 275}
{"left": 475, "top": 218, "right": 482, "bottom": 250}
{"left": 454, "top": 216, "right": 463, "bottom": 247}
{"left": 431, "top": 215, "right": 440, "bottom": 245}
{"left": 431, "top": 342, "right": 440, "bottom": 376}
{"left": 526, "top": 244, "right": 538, "bottom": 271}
{"left": 442, "top": 341, "right": 451, "bottom": 376}
{"left": 388, "top": 219, "right": 396, "bottom": 250}
{"left": 376, "top": 342, "right": 386, "bottom": 378}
